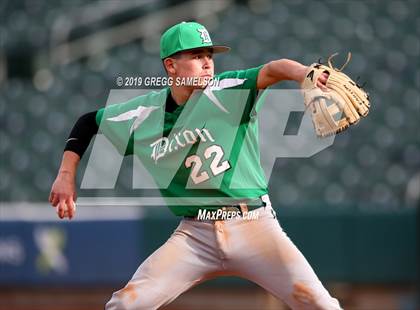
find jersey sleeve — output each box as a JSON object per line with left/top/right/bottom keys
{"left": 215, "top": 65, "right": 264, "bottom": 119}
{"left": 95, "top": 97, "right": 143, "bottom": 156}
{"left": 216, "top": 65, "right": 263, "bottom": 90}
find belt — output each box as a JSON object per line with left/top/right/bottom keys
{"left": 184, "top": 197, "right": 266, "bottom": 220}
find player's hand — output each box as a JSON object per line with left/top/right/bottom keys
{"left": 49, "top": 171, "right": 77, "bottom": 220}
{"left": 316, "top": 72, "right": 329, "bottom": 91}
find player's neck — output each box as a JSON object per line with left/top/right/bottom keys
{"left": 169, "top": 86, "right": 194, "bottom": 106}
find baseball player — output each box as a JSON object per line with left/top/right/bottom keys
{"left": 49, "top": 22, "right": 342, "bottom": 309}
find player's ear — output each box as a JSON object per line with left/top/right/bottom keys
{"left": 164, "top": 58, "right": 177, "bottom": 75}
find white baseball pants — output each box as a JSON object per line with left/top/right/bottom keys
{"left": 106, "top": 197, "right": 342, "bottom": 310}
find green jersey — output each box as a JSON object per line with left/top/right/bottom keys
{"left": 96, "top": 66, "right": 268, "bottom": 216}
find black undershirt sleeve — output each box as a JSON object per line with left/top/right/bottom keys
{"left": 64, "top": 111, "right": 99, "bottom": 158}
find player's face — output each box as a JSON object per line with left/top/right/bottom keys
{"left": 171, "top": 48, "right": 214, "bottom": 88}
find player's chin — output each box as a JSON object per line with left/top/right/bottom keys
{"left": 190, "top": 83, "right": 207, "bottom": 90}
{"left": 197, "top": 77, "right": 213, "bottom": 88}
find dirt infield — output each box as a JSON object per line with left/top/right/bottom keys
{"left": 0, "top": 284, "right": 416, "bottom": 310}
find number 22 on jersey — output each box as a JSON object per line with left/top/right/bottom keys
{"left": 185, "top": 145, "right": 230, "bottom": 184}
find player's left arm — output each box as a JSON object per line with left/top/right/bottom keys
{"left": 257, "top": 59, "right": 328, "bottom": 90}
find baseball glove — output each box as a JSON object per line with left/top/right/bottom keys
{"left": 301, "top": 52, "right": 370, "bottom": 137}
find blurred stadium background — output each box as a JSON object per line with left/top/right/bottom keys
{"left": 0, "top": 0, "right": 418, "bottom": 309}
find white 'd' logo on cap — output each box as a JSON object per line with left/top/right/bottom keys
{"left": 197, "top": 28, "right": 211, "bottom": 44}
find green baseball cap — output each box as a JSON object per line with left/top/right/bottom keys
{"left": 160, "top": 21, "right": 230, "bottom": 59}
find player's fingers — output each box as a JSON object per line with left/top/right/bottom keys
{"left": 57, "top": 200, "right": 64, "bottom": 219}
{"left": 317, "top": 81, "right": 329, "bottom": 92}
{"left": 56, "top": 199, "right": 66, "bottom": 219}
{"left": 49, "top": 191, "right": 55, "bottom": 204}
{"left": 317, "top": 73, "right": 329, "bottom": 88}
{"left": 318, "top": 74, "right": 328, "bottom": 85}
{"left": 51, "top": 194, "right": 60, "bottom": 207}
{"left": 66, "top": 199, "right": 76, "bottom": 220}
{"left": 49, "top": 192, "right": 59, "bottom": 205}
